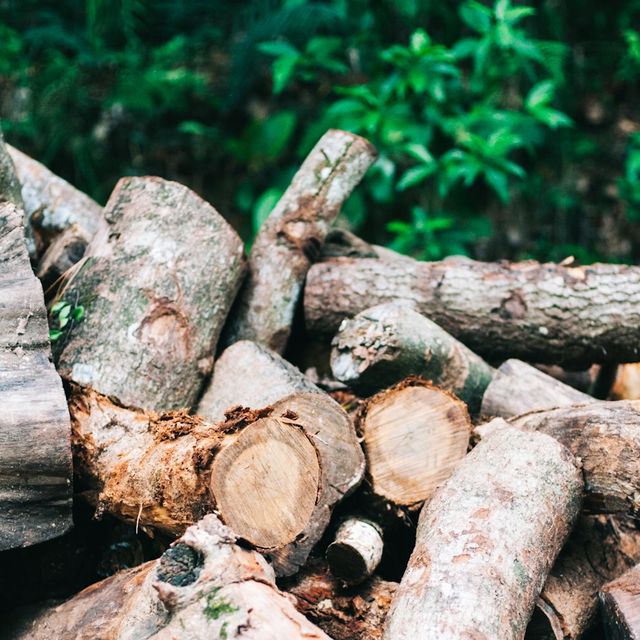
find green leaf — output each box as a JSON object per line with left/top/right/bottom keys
{"left": 72, "top": 306, "right": 85, "bottom": 322}
{"left": 404, "top": 143, "right": 435, "bottom": 165}
{"left": 397, "top": 164, "right": 437, "bottom": 191}
{"left": 272, "top": 55, "right": 299, "bottom": 94}
{"left": 460, "top": 1, "right": 493, "bottom": 34}
{"left": 50, "top": 301, "right": 68, "bottom": 315}
{"left": 526, "top": 80, "right": 555, "bottom": 109}
{"left": 252, "top": 187, "right": 283, "bottom": 235}
{"left": 49, "top": 329, "right": 63, "bottom": 343}
{"left": 484, "top": 168, "right": 511, "bottom": 202}
{"left": 58, "top": 305, "right": 71, "bottom": 321}
{"left": 410, "top": 29, "right": 430, "bottom": 54}
{"left": 258, "top": 40, "right": 299, "bottom": 58}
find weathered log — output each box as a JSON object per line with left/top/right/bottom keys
{"left": 71, "top": 386, "right": 363, "bottom": 576}
{"left": 357, "top": 378, "right": 471, "bottom": 512}
{"left": 304, "top": 256, "right": 640, "bottom": 366}
{"left": 287, "top": 559, "right": 398, "bottom": 640}
{"left": 331, "top": 302, "right": 494, "bottom": 413}
{"left": 611, "top": 363, "right": 640, "bottom": 400}
{"left": 197, "top": 340, "right": 319, "bottom": 422}
{"left": 0, "top": 202, "right": 72, "bottom": 550}
{"left": 383, "top": 426, "right": 583, "bottom": 640}
{"left": 599, "top": 563, "right": 640, "bottom": 639}
{"left": 481, "top": 358, "right": 592, "bottom": 419}
{"left": 527, "top": 515, "right": 640, "bottom": 640}
{"left": 327, "top": 516, "right": 384, "bottom": 585}
{"left": 19, "top": 514, "right": 330, "bottom": 640}
{"left": 223, "top": 129, "right": 376, "bottom": 353}
{"left": 56, "top": 176, "right": 246, "bottom": 412}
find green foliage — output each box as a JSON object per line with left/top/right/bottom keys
{"left": 620, "top": 133, "right": 640, "bottom": 223}
{"left": 48, "top": 299, "right": 85, "bottom": 343}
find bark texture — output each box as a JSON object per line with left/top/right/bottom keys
{"left": 20, "top": 514, "right": 330, "bottom": 640}
{"left": 331, "top": 302, "right": 494, "bottom": 413}
{"left": 383, "top": 426, "right": 583, "bottom": 640}
{"left": 599, "top": 563, "right": 640, "bottom": 640}
{"left": 197, "top": 340, "right": 319, "bottom": 422}
{"left": 304, "top": 256, "right": 640, "bottom": 366}
{"left": 57, "top": 176, "right": 246, "bottom": 412}
{"left": 481, "top": 358, "right": 592, "bottom": 419}
{"left": 0, "top": 202, "right": 72, "bottom": 550}
{"left": 224, "top": 129, "right": 376, "bottom": 353}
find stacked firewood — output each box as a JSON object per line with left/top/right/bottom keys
{"left": 3, "top": 127, "right": 640, "bottom": 639}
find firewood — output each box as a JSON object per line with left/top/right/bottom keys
{"left": 0, "top": 202, "right": 72, "bottom": 550}
{"left": 56, "top": 176, "right": 246, "bottom": 412}
{"left": 357, "top": 378, "right": 471, "bottom": 513}
{"left": 383, "top": 427, "right": 583, "bottom": 640}
{"left": 71, "top": 386, "right": 363, "bottom": 576}
{"left": 19, "top": 514, "right": 330, "bottom": 639}
{"left": 197, "top": 340, "right": 320, "bottom": 422}
{"left": 327, "top": 516, "right": 384, "bottom": 585}
{"left": 611, "top": 362, "right": 640, "bottom": 400}
{"left": 599, "top": 563, "right": 640, "bottom": 639}
{"left": 481, "top": 358, "right": 592, "bottom": 419}
{"left": 331, "top": 302, "right": 494, "bottom": 413}
{"left": 286, "top": 558, "right": 398, "bottom": 640}
{"left": 304, "top": 256, "right": 640, "bottom": 366}
{"left": 223, "top": 129, "right": 377, "bottom": 353}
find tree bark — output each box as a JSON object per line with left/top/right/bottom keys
{"left": 0, "top": 202, "right": 72, "bottom": 550}
{"left": 599, "top": 563, "right": 640, "bottom": 640}
{"left": 223, "top": 129, "right": 377, "bottom": 353}
{"left": 56, "top": 176, "right": 246, "bottom": 412}
{"left": 304, "top": 256, "right": 640, "bottom": 367}
{"left": 331, "top": 302, "right": 494, "bottom": 414}
{"left": 481, "top": 359, "right": 592, "bottom": 419}
{"left": 19, "top": 514, "right": 330, "bottom": 640}
{"left": 383, "top": 426, "right": 583, "bottom": 640}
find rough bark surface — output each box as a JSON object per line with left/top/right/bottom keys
{"left": 304, "top": 256, "right": 640, "bottom": 366}
{"left": 383, "top": 426, "right": 583, "bottom": 640}
{"left": 0, "top": 202, "right": 72, "bottom": 550}
{"left": 197, "top": 340, "right": 319, "bottom": 422}
{"left": 481, "top": 358, "right": 593, "bottom": 419}
{"left": 57, "top": 176, "right": 246, "bottom": 411}
{"left": 331, "top": 302, "right": 494, "bottom": 413}
{"left": 223, "top": 129, "right": 376, "bottom": 353}
{"left": 599, "top": 563, "right": 640, "bottom": 640}
{"left": 20, "top": 515, "right": 330, "bottom": 640}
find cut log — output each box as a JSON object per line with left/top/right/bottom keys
{"left": 197, "top": 340, "right": 319, "bottom": 422}
{"left": 19, "top": 514, "right": 330, "bottom": 639}
{"left": 223, "top": 129, "right": 377, "bottom": 353}
{"left": 527, "top": 515, "right": 640, "bottom": 640}
{"left": 331, "top": 302, "right": 494, "bottom": 413}
{"left": 612, "top": 363, "right": 640, "bottom": 400}
{"left": 600, "top": 563, "right": 640, "bottom": 639}
{"left": 481, "top": 358, "right": 592, "bottom": 419}
{"left": 0, "top": 202, "right": 72, "bottom": 550}
{"left": 357, "top": 378, "right": 471, "bottom": 512}
{"left": 71, "top": 386, "right": 363, "bottom": 576}
{"left": 56, "top": 176, "right": 246, "bottom": 412}
{"left": 383, "top": 426, "right": 583, "bottom": 640}
{"left": 327, "top": 517, "right": 384, "bottom": 585}
{"left": 286, "top": 559, "right": 398, "bottom": 640}
{"left": 304, "top": 256, "right": 640, "bottom": 367}
{"left": 476, "top": 401, "right": 640, "bottom": 516}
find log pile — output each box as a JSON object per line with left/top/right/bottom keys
{"left": 4, "top": 127, "right": 640, "bottom": 640}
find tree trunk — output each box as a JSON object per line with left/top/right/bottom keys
{"left": 304, "top": 256, "right": 640, "bottom": 367}
{"left": 331, "top": 302, "right": 494, "bottom": 414}
{"left": 0, "top": 202, "right": 72, "bottom": 550}
{"left": 19, "top": 514, "right": 330, "bottom": 640}
{"left": 223, "top": 129, "right": 376, "bottom": 353}
{"left": 481, "top": 359, "right": 592, "bottom": 419}
{"left": 383, "top": 427, "right": 583, "bottom": 640}
{"left": 56, "top": 176, "right": 246, "bottom": 412}
{"left": 599, "top": 563, "right": 640, "bottom": 639}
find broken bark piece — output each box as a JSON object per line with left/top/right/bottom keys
{"left": 0, "top": 202, "right": 72, "bottom": 550}
{"left": 224, "top": 129, "right": 377, "bottom": 353}
{"left": 527, "top": 515, "right": 640, "bottom": 640}
{"left": 383, "top": 426, "right": 583, "bottom": 640}
{"left": 304, "top": 256, "right": 640, "bottom": 367}
{"left": 327, "top": 517, "right": 384, "bottom": 585}
{"left": 358, "top": 379, "right": 471, "bottom": 510}
{"left": 286, "top": 559, "right": 398, "bottom": 640}
{"left": 197, "top": 340, "right": 319, "bottom": 422}
{"left": 481, "top": 358, "right": 593, "bottom": 419}
{"left": 20, "top": 514, "right": 330, "bottom": 640}
{"left": 600, "top": 563, "right": 640, "bottom": 639}
{"left": 331, "top": 302, "right": 494, "bottom": 413}
{"left": 57, "top": 176, "right": 246, "bottom": 412}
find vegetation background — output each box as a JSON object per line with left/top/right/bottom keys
{"left": 1, "top": 0, "right": 639, "bottom": 263}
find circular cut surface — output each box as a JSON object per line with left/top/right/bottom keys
{"left": 210, "top": 417, "right": 320, "bottom": 549}
{"left": 363, "top": 385, "right": 470, "bottom": 506}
